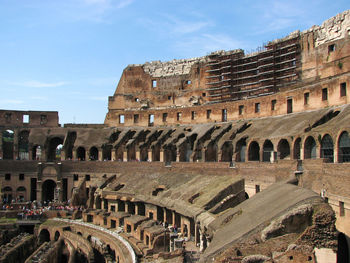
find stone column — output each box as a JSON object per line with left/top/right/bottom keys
{"left": 201, "top": 149, "right": 206, "bottom": 162}
{"left": 160, "top": 151, "right": 164, "bottom": 162}
{"left": 217, "top": 151, "right": 222, "bottom": 162}
{"left": 72, "top": 148, "right": 77, "bottom": 161}
{"left": 98, "top": 147, "right": 103, "bottom": 161}
{"left": 13, "top": 129, "right": 18, "bottom": 160}
{"left": 111, "top": 150, "right": 116, "bottom": 161}
{"left": 123, "top": 151, "right": 127, "bottom": 162}
{"left": 136, "top": 151, "right": 140, "bottom": 162}
{"left": 148, "top": 150, "right": 152, "bottom": 162}
{"left": 176, "top": 151, "right": 180, "bottom": 162}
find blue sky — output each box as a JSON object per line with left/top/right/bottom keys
{"left": 0, "top": 0, "right": 349, "bottom": 124}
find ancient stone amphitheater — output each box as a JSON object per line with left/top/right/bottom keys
{"left": 0, "top": 10, "right": 350, "bottom": 263}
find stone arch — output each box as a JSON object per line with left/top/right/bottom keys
{"left": 152, "top": 144, "right": 161, "bottom": 162}
{"left": 164, "top": 145, "right": 176, "bottom": 163}
{"left": 102, "top": 145, "right": 112, "bottom": 161}
{"left": 47, "top": 137, "right": 64, "bottom": 161}
{"left": 89, "top": 146, "right": 99, "bottom": 161}
{"left": 205, "top": 143, "right": 217, "bottom": 162}
{"left": 140, "top": 146, "right": 148, "bottom": 161}
{"left": 179, "top": 141, "right": 192, "bottom": 162}
{"left": 2, "top": 186, "right": 13, "bottom": 203}
{"left": 221, "top": 142, "right": 233, "bottom": 162}
{"left": 115, "top": 146, "right": 124, "bottom": 161}
{"left": 248, "top": 141, "right": 260, "bottom": 161}
{"left": 65, "top": 131, "right": 76, "bottom": 160}
{"left": 2, "top": 129, "right": 14, "bottom": 159}
{"left": 32, "top": 145, "right": 42, "bottom": 160}
{"left": 293, "top": 137, "right": 301, "bottom": 160}
{"left": 304, "top": 136, "right": 317, "bottom": 159}
{"left": 262, "top": 140, "right": 274, "bottom": 162}
{"left": 278, "top": 139, "right": 290, "bottom": 160}
{"left": 77, "top": 147, "right": 86, "bottom": 161}
{"left": 235, "top": 138, "right": 246, "bottom": 162}
{"left": 338, "top": 131, "right": 350, "bottom": 163}
{"left": 127, "top": 144, "right": 136, "bottom": 161}
{"left": 42, "top": 179, "right": 57, "bottom": 202}
{"left": 320, "top": 134, "right": 334, "bottom": 162}
{"left": 18, "top": 130, "right": 29, "bottom": 160}
{"left": 39, "top": 229, "right": 50, "bottom": 244}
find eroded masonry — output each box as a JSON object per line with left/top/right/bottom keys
{"left": 0, "top": 10, "right": 350, "bottom": 263}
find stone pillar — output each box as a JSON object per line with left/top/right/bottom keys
{"left": 316, "top": 141, "right": 321, "bottom": 159}
{"left": 37, "top": 181, "right": 42, "bottom": 202}
{"left": 160, "top": 151, "right": 164, "bottom": 162}
{"left": 111, "top": 150, "right": 116, "bottom": 161}
{"left": 72, "top": 148, "right": 77, "bottom": 161}
{"left": 148, "top": 150, "right": 152, "bottom": 162}
{"left": 13, "top": 129, "right": 18, "bottom": 160}
{"left": 334, "top": 139, "right": 339, "bottom": 163}
{"left": 163, "top": 208, "right": 167, "bottom": 223}
{"left": 201, "top": 149, "right": 206, "bottom": 162}
{"left": 217, "top": 151, "right": 222, "bottom": 162}
{"left": 176, "top": 151, "right": 180, "bottom": 162}
{"left": 85, "top": 150, "right": 89, "bottom": 161}
{"left": 98, "top": 148, "right": 103, "bottom": 161}
{"left": 135, "top": 203, "right": 139, "bottom": 215}
{"left": 123, "top": 151, "right": 127, "bottom": 162}
{"left": 136, "top": 151, "right": 140, "bottom": 162}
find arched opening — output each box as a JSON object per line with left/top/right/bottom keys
{"left": 32, "top": 145, "right": 42, "bottom": 161}
{"left": 221, "top": 142, "right": 233, "bottom": 162}
{"left": 338, "top": 131, "right": 350, "bottom": 163}
{"left": 89, "top": 146, "right": 98, "bottom": 161}
{"left": 2, "top": 186, "right": 13, "bottom": 203}
{"left": 54, "top": 231, "right": 60, "bottom": 241}
{"left": 127, "top": 144, "right": 136, "bottom": 161}
{"left": 42, "top": 180, "right": 57, "bottom": 202}
{"left": 2, "top": 130, "right": 14, "bottom": 159}
{"left": 16, "top": 186, "right": 26, "bottom": 202}
{"left": 179, "top": 141, "right": 192, "bottom": 162}
{"left": 278, "top": 139, "right": 290, "bottom": 160}
{"left": 77, "top": 147, "right": 86, "bottom": 161}
{"left": 102, "top": 145, "right": 112, "bottom": 161}
{"left": 293, "top": 138, "right": 301, "bottom": 160}
{"left": 337, "top": 232, "right": 349, "bottom": 263}
{"left": 248, "top": 141, "right": 260, "bottom": 161}
{"left": 152, "top": 144, "right": 161, "bottom": 162}
{"left": 140, "top": 146, "right": 148, "bottom": 161}
{"left": 39, "top": 229, "right": 50, "bottom": 244}
{"left": 164, "top": 145, "right": 176, "bottom": 163}
{"left": 262, "top": 140, "right": 274, "bottom": 162}
{"left": 18, "top": 130, "right": 29, "bottom": 160}
{"left": 320, "top": 134, "right": 334, "bottom": 162}
{"left": 65, "top": 131, "right": 76, "bottom": 160}
{"left": 304, "top": 136, "right": 316, "bottom": 159}
{"left": 205, "top": 143, "right": 217, "bottom": 162}
{"left": 47, "top": 137, "right": 63, "bottom": 161}
{"left": 245, "top": 192, "right": 249, "bottom": 199}
{"left": 115, "top": 146, "right": 123, "bottom": 161}
{"left": 235, "top": 138, "right": 246, "bottom": 162}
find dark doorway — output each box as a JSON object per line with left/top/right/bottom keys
{"left": 42, "top": 180, "right": 56, "bottom": 202}
{"left": 337, "top": 232, "right": 349, "bottom": 263}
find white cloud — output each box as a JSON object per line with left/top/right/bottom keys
{"left": 9, "top": 81, "right": 67, "bottom": 88}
